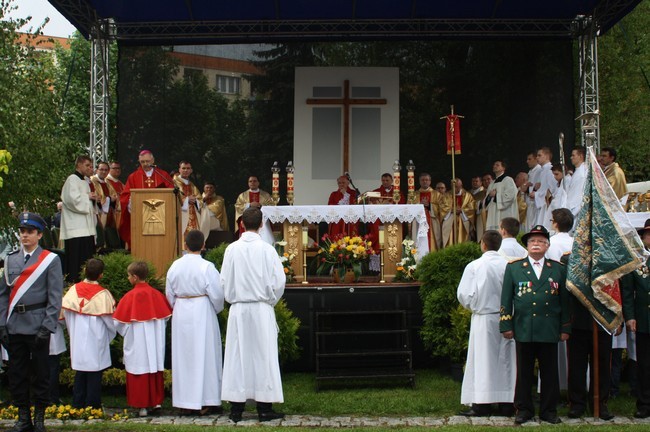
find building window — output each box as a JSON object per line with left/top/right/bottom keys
{"left": 217, "top": 75, "right": 241, "bottom": 94}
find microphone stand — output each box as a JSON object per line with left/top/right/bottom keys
{"left": 347, "top": 173, "right": 366, "bottom": 237}
{"left": 151, "top": 165, "right": 181, "bottom": 257}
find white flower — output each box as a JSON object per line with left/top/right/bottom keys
{"left": 279, "top": 256, "right": 288, "bottom": 263}
{"left": 275, "top": 240, "right": 288, "bottom": 247}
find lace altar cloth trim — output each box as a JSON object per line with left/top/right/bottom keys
{"left": 262, "top": 204, "right": 430, "bottom": 259}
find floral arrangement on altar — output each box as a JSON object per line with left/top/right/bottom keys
{"left": 316, "top": 234, "right": 374, "bottom": 280}
{"left": 394, "top": 238, "right": 418, "bottom": 282}
{"left": 275, "top": 240, "right": 296, "bottom": 282}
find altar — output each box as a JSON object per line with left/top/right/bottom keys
{"left": 260, "top": 204, "right": 429, "bottom": 281}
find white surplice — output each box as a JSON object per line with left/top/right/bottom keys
{"left": 525, "top": 164, "right": 542, "bottom": 232}
{"left": 166, "top": 254, "right": 225, "bottom": 410}
{"left": 565, "top": 163, "right": 586, "bottom": 227}
{"left": 114, "top": 319, "right": 167, "bottom": 375}
{"left": 64, "top": 311, "right": 115, "bottom": 371}
{"left": 220, "top": 231, "right": 286, "bottom": 403}
{"left": 485, "top": 175, "right": 519, "bottom": 231}
{"left": 457, "top": 250, "right": 515, "bottom": 405}
{"left": 498, "top": 237, "right": 528, "bottom": 261}
{"left": 534, "top": 162, "right": 555, "bottom": 226}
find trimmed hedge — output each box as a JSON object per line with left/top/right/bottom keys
{"left": 418, "top": 242, "right": 481, "bottom": 362}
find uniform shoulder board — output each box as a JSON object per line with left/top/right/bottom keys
{"left": 7, "top": 249, "right": 19, "bottom": 256}
{"left": 548, "top": 258, "right": 565, "bottom": 266}
{"left": 508, "top": 257, "right": 527, "bottom": 264}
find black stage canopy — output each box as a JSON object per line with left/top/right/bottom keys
{"left": 49, "top": 0, "right": 641, "bottom": 44}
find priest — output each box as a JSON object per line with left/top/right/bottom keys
{"left": 440, "top": 178, "right": 476, "bottom": 247}
{"left": 414, "top": 173, "right": 442, "bottom": 251}
{"left": 327, "top": 175, "right": 358, "bottom": 238}
{"left": 90, "top": 162, "right": 119, "bottom": 230}
{"left": 233, "top": 176, "right": 274, "bottom": 237}
{"left": 173, "top": 161, "right": 202, "bottom": 237}
{"left": 106, "top": 161, "right": 124, "bottom": 230}
{"left": 199, "top": 182, "right": 229, "bottom": 240}
{"left": 485, "top": 160, "right": 519, "bottom": 231}
{"left": 118, "top": 150, "right": 174, "bottom": 246}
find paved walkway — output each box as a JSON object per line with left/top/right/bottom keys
{"left": 4, "top": 414, "right": 649, "bottom": 428}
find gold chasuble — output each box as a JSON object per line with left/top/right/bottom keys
{"left": 414, "top": 187, "right": 442, "bottom": 251}
{"left": 517, "top": 191, "right": 527, "bottom": 228}
{"left": 440, "top": 190, "right": 475, "bottom": 247}
{"left": 173, "top": 175, "right": 202, "bottom": 236}
{"left": 234, "top": 189, "right": 274, "bottom": 234}
{"left": 603, "top": 162, "right": 628, "bottom": 200}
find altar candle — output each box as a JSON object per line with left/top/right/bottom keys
{"left": 379, "top": 226, "right": 385, "bottom": 246}
{"left": 302, "top": 226, "right": 309, "bottom": 246}
{"left": 393, "top": 171, "right": 401, "bottom": 189}
{"left": 272, "top": 172, "right": 279, "bottom": 194}
{"left": 407, "top": 170, "right": 415, "bottom": 192}
{"left": 287, "top": 172, "right": 294, "bottom": 192}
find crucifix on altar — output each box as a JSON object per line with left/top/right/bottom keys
{"left": 293, "top": 67, "right": 400, "bottom": 204}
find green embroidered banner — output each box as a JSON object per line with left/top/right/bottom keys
{"left": 566, "top": 147, "right": 649, "bottom": 333}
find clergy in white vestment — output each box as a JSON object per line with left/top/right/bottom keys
{"left": 565, "top": 147, "right": 587, "bottom": 229}
{"left": 524, "top": 152, "right": 542, "bottom": 232}
{"left": 497, "top": 217, "right": 527, "bottom": 260}
{"left": 62, "top": 258, "right": 116, "bottom": 409}
{"left": 166, "top": 230, "right": 225, "bottom": 415}
{"left": 220, "top": 207, "right": 286, "bottom": 423}
{"left": 532, "top": 148, "right": 556, "bottom": 227}
{"left": 114, "top": 261, "right": 172, "bottom": 417}
{"left": 542, "top": 167, "right": 567, "bottom": 233}
{"left": 457, "top": 230, "right": 516, "bottom": 417}
{"left": 485, "top": 161, "right": 519, "bottom": 231}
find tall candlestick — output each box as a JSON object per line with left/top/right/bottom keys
{"left": 286, "top": 161, "right": 295, "bottom": 206}
{"left": 392, "top": 159, "right": 401, "bottom": 204}
{"left": 271, "top": 161, "right": 280, "bottom": 205}
{"left": 406, "top": 159, "right": 416, "bottom": 204}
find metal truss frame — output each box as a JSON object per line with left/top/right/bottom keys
{"left": 89, "top": 19, "right": 114, "bottom": 166}
{"left": 575, "top": 16, "right": 601, "bottom": 153}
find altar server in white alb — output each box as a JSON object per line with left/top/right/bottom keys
{"left": 485, "top": 160, "right": 519, "bottom": 231}
{"left": 166, "top": 229, "right": 224, "bottom": 416}
{"left": 457, "top": 230, "right": 516, "bottom": 417}
{"left": 114, "top": 261, "right": 172, "bottom": 417}
{"left": 62, "top": 258, "right": 116, "bottom": 409}
{"left": 220, "top": 207, "right": 286, "bottom": 423}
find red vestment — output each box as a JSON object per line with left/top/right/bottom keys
{"left": 327, "top": 188, "right": 358, "bottom": 238}
{"left": 118, "top": 167, "right": 174, "bottom": 245}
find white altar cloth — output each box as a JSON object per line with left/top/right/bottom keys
{"left": 260, "top": 204, "right": 430, "bottom": 260}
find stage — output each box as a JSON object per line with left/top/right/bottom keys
{"left": 282, "top": 279, "right": 428, "bottom": 376}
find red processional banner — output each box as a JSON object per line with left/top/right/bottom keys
{"left": 445, "top": 114, "right": 462, "bottom": 155}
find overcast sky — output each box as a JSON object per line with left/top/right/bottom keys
{"left": 7, "top": 0, "right": 76, "bottom": 38}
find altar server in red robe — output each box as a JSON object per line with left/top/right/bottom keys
{"left": 113, "top": 261, "right": 172, "bottom": 417}
{"left": 328, "top": 175, "right": 358, "bottom": 237}
{"left": 118, "top": 150, "right": 174, "bottom": 245}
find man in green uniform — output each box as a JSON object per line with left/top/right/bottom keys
{"left": 622, "top": 219, "right": 650, "bottom": 419}
{"left": 500, "top": 225, "right": 571, "bottom": 424}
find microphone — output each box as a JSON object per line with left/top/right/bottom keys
{"left": 345, "top": 172, "right": 352, "bottom": 181}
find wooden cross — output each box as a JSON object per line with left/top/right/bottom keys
{"left": 306, "top": 80, "right": 387, "bottom": 173}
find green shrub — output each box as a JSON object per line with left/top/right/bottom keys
{"left": 84, "top": 251, "right": 162, "bottom": 301}
{"left": 204, "top": 242, "right": 229, "bottom": 271}
{"left": 449, "top": 304, "right": 472, "bottom": 363}
{"left": 418, "top": 242, "right": 481, "bottom": 361}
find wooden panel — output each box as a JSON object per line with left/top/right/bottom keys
{"left": 283, "top": 222, "right": 305, "bottom": 282}
{"left": 131, "top": 189, "right": 181, "bottom": 277}
{"left": 383, "top": 220, "right": 403, "bottom": 280}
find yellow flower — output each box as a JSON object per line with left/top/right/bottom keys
{"left": 283, "top": 252, "right": 289, "bottom": 257}
{"left": 396, "top": 266, "right": 404, "bottom": 271}
{"left": 411, "top": 248, "right": 417, "bottom": 255}
{"left": 346, "top": 245, "right": 354, "bottom": 251}
{"left": 283, "top": 267, "right": 289, "bottom": 274}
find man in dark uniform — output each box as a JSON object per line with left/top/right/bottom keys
{"left": 622, "top": 218, "right": 650, "bottom": 419}
{"left": 500, "top": 225, "right": 571, "bottom": 424}
{"left": 0, "top": 212, "right": 64, "bottom": 432}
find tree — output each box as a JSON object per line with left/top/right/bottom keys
{"left": 0, "top": 0, "right": 81, "bottom": 228}
{"left": 597, "top": 0, "right": 650, "bottom": 182}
